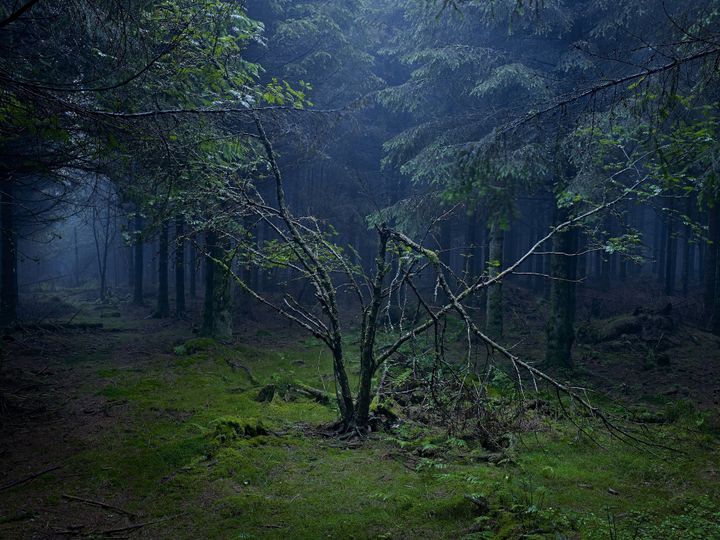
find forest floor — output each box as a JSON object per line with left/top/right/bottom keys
{"left": 1, "top": 290, "right": 719, "bottom": 539}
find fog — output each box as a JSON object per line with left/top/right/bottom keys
{"left": 1, "top": 1, "right": 719, "bottom": 537}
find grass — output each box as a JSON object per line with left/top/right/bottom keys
{"left": 2, "top": 319, "right": 719, "bottom": 539}
{"left": 89, "top": 339, "right": 720, "bottom": 537}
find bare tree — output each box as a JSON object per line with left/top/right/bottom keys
{"left": 197, "top": 116, "right": 653, "bottom": 441}
{"left": 90, "top": 182, "right": 117, "bottom": 302}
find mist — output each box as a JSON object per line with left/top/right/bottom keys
{"left": 1, "top": 1, "right": 719, "bottom": 538}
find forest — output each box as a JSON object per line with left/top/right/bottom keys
{"left": 0, "top": 0, "right": 719, "bottom": 538}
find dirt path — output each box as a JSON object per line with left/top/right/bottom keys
{"left": 0, "top": 308, "right": 188, "bottom": 538}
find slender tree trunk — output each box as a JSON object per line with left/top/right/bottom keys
{"left": 175, "top": 218, "right": 186, "bottom": 316}
{"left": 682, "top": 196, "right": 694, "bottom": 296}
{"left": 113, "top": 208, "right": 119, "bottom": 289}
{"left": 658, "top": 213, "right": 668, "bottom": 283}
{"left": 599, "top": 216, "right": 611, "bottom": 291}
{"left": 201, "top": 231, "right": 216, "bottom": 335}
{"left": 439, "top": 216, "right": 452, "bottom": 269}
{"left": 714, "top": 252, "right": 720, "bottom": 336}
{"left": 132, "top": 212, "right": 144, "bottom": 305}
{"left": 545, "top": 211, "right": 578, "bottom": 369}
{"left": 149, "top": 241, "right": 157, "bottom": 288}
{"left": 211, "top": 235, "right": 233, "bottom": 340}
{"left": 477, "top": 219, "right": 488, "bottom": 308}
{"left": 703, "top": 204, "right": 719, "bottom": 328}
{"left": 1, "top": 183, "right": 18, "bottom": 326}
{"left": 155, "top": 221, "right": 170, "bottom": 318}
{"left": 92, "top": 198, "right": 113, "bottom": 302}
{"left": 200, "top": 230, "right": 233, "bottom": 340}
{"left": 74, "top": 227, "right": 80, "bottom": 287}
{"left": 355, "top": 227, "right": 390, "bottom": 430}
{"left": 485, "top": 219, "right": 504, "bottom": 337}
{"left": 577, "top": 232, "right": 587, "bottom": 289}
{"left": 664, "top": 200, "right": 677, "bottom": 296}
{"left": 464, "top": 209, "right": 480, "bottom": 306}
{"left": 652, "top": 211, "right": 662, "bottom": 278}
{"left": 698, "top": 216, "right": 705, "bottom": 285}
{"left": 532, "top": 213, "right": 545, "bottom": 293}
{"left": 189, "top": 242, "right": 196, "bottom": 299}
{"left": 465, "top": 209, "right": 478, "bottom": 278}
{"left": 127, "top": 218, "right": 134, "bottom": 289}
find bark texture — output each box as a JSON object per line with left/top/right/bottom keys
{"left": 545, "top": 211, "right": 579, "bottom": 369}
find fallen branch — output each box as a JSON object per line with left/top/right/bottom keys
{"left": 225, "top": 359, "right": 258, "bottom": 385}
{"left": 14, "top": 322, "right": 104, "bottom": 332}
{"left": 91, "top": 515, "right": 177, "bottom": 536}
{"left": 0, "top": 465, "right": 62, "bottom": 492}
{"left": 62, "top": 494, "right": 138, "bottom": 518}
{"left": 289, "top": 383, "right": 331, "bottom": 405}
{"left": 388, "top": 223, "right": 678, "bottom": 452}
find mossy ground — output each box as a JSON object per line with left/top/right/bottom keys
{"left": 0, "top": 301, "right": 719, "bottom": 539}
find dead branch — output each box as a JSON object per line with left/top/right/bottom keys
{"left": 0, "top": 465, "right": 62, "bottom": 492}
{"left": 61, "top": 494, "right": 138, "bottom": 518}
{"left": 224, "top": 359, "right": 258, "bottom": 385}
{"left": 376, "top": 171, "right": 650, "bottom": 366}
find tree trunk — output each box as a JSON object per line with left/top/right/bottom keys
{"left": 532, "top": 212, "right": 545, "bottom": 293}
{"left": 354, "top": 227, "right": 390, "bottom": 430}
{"left": 545, "top": 211, "right": 578, "bottom": 369}
{"left": 714, "top": 251, "right": 720, "bottom": 336}
{"left": 439, "top": 216, "right": 452, "bottom": 269}
{"left": 127, "top": 218, "right": 134, "bottom": 289}
{"left": 658, "top": 213, "right": 668, "bottom": 283}
{"left": 698, "top": 219, "right": 705, "bottom": 285}
{"left": 201, "top": 231, "right": 215, "bottom": 335}
{"left": 664, "top": 200, "right": 677, "bottom": 296}
{"left": 175, "top": 217, "right": 186, "bottom": 316}
{"left": 155, "top": 221, "right": 170, "bottom": 318}
{"left": 577, "top": 232, "right": 587, "bottom": 289}
{"left": 132, "top": 212, "right": 144, "bottom": 305}
{"left": 201, "top": 230, "right": 233, "bottom": 340}
{"left": 703, "top": 203, "right": 719, "bottom": 328}
{"left": 74, "top": 227, "right": 80, "bottom": 287}
{"left": 189, "top": 242, "right": 196, "bottom": 299}
{"left": 485, "top": 219, "right": 504, "bottom": 337}
{"left": 682, "top": 195, "right": 694, "bottom": 297}
{"left": 652, "top": 211, "right": 662, "bottom": 278}
{"left": 92, "top": 197, "right": 112, "bottom": 302}
{"left": 465, "top": 209, "right": 478, "bottom": 278}
{"left": 1, "top": 183, "right": 18, "bottom": 326}
{"left": 211, "top": 237, "right": 233, "bottom": 341}
{"left": 599, "top": 216, "right": 611, "bottom": 291}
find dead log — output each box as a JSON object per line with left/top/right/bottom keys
{"left": 289, "top": 383, "right": 331, "bottom": 405}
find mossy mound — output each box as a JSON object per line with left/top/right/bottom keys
{"left": 210, "top": 416, "right": 268, "bottom": 445}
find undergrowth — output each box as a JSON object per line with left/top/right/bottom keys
{"left": 2, "top": 327, "right": 718, "bottom": 539}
